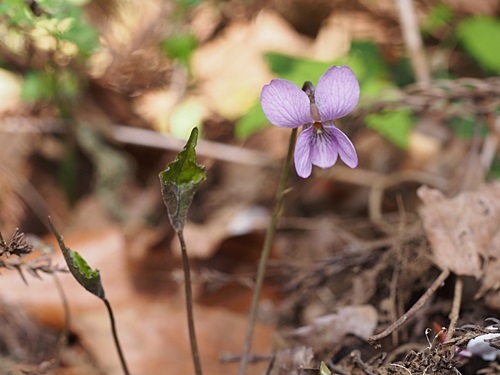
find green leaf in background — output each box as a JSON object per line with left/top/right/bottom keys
{"left": 23, "top": 68, "right": 80, "bottom": 103}
{"left": 449, "top": 115, "right": 488, "bottom": 139}
{"left": 170, "top": 99, "right": 205, "bottom": 139}
{"left": 488, "top": 156, "right": 500, "bottom": 179}
{"left": 347, "top": 42, "right": 405, "bottom": 92}
{"left": 49, "top": 217, "right": 105, "bottom": 299}
{"left": 348, "top": 42, "right": 388, "bottom": 80}
{"left": 60, "top": 17, "right": 100, "bottom": 57}
{"left": 33, "top": 0, "right": 100, "bottom": 57}
{"left": 179, "top": 0, "right": 202, "bottom": 7}
{"left": 320, "top": 361, "right": 332, "bottom": 375}
{"left": 159, "top": 127, "right": 207, "bottom": 232}
{"left": 162, "top": 32, "right": 198, "bottom": 66}
{"left": 264, "top": 52, "right": 332, "bottom": 86}
{"left": 22, "top": 71, "right": 55, "bottom": 102}
{"left": 423, "top": 4, "right": 452, "bottom": 33}
{"left": 0, "top": 0, "right": 35, "bottom": 27}
{"left": 235, "top": 101, "right": 269, "bottom": 139}
{"left": 366, "top": 108, "right": 414, "bottom": 149}
{"left": 457, "top": 17, "right": 500, "bottom": 74}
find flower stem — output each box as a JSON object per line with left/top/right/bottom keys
{"left": 103, "top": 298, "right": 131, "bottom": 375}
{"left": 177, "top": 230, "right": 203, "bottom": 375}
{"left": 239, "top": 127, "right": 297, "bottom": 375}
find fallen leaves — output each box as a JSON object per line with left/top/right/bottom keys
{"left": 0, "top": 226, "right": 274, "bottom": 375}
{"left": 282, "top": 305, "right": 378, "bottom": 354}
{"left": 418, "top": 183, "right": 500, "bottom": 277}
{"left": 419, "top": 183, "right": 500, "bottom": 309}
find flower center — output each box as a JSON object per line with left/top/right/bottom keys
{"left": 313, "top": 122, "right": 323, "bottom": 134}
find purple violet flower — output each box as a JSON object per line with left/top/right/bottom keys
{"left": 260, "top": 66, "right": 360, "bottom": 178}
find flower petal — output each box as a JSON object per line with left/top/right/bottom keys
{"left": 310, "top": 127, "right": 339, "bottom": 169}
{"left": 261, "top": 79, "right": 312, "bottom": 128}
{"left": 294, "top": 126, "right": 313, "bottom": 178}
{"left": 329, "top": 126, "right": 358, "bottom": 168}
{"left": 315, "top": 66, "right": 360, "bottom": 121}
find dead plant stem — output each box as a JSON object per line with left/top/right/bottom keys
{"left": 177, "top": 230, "right": 203, "bottom": 375}
{"left": 369, "top": 268, "right": 450, "bottom": 344}
{"left": 389, "top": 255, "right": 400, "bottom": 346}
{"left": 446, "top": 276, "right": 463, "bottom": 340}
{"left": 395, "top": 0, "right": 431, "bottom": 83}
{"left": 239, "top": 127, "right": 297, "bottom": 375}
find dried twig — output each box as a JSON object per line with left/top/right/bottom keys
{"left": 369, "top": 268, "right": 450, "bottom": 345}
{"left": 219, "top": 352, "right": 271, "bottom": 364}
{"left": 368, "top": 170, "right": 449, "bottom": 233}
{"left": 358, "top": 77, "right": 500, "bottom": 119}
{"left": 396, "top": 0, "right": 430, "bottom": 83}
{"left": 0, "top": 228, "right": 33, "bottom": 257}
{"left": 0, "top": 228, "right": 66, "bottom": 283}
{"left": 112, "top": 125, "right": 273, "bottom": 167}
{"left": 446, "top": 276, "right": 463, "bottom": 340}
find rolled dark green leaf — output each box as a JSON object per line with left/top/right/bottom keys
{"left": 159, "top": 127, "right": 207, "bottom": 232}
{"left": 49, "top": 217, "right": 105, "bottom": 299}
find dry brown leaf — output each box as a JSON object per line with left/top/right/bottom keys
{"left": 418, "top": 183, "right": 500, "bottom": 277}
{"left": 281, "top": 305, "right": 378, "bottom": 353}
{"left": 268, "top": 346, "right": 314, "bottom": 375}
{"left": 176, "top": 205, "right": 269, "bottom": 260}
{"left": 191, "top": 9, "right": 313, "bottom": 119}
{"left": 478, "top": 243, "right": 500, "bottom": 295}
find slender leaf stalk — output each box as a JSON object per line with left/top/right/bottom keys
{"left": 103, "top": 298, "right": 131, "bottom": 375}
{"left": 177, "top": 230, "right": 203, "bottom": 375}
{"left": 53, "top": 272, "right": 70, "bottom": 370}
{"left": 239, "top": 127, "right": 297, "bottom": 375}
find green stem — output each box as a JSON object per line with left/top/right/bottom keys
{"left": 177, "top": 230, "right": 203, "bottom": 375}
{"left": 103, "top": 298, "right": 131, "bottom": 375}
{"left": 239, "top": 127, "right": 297, "bottom": 375}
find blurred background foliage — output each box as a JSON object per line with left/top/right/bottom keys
{"left": 0, "top": 0, "right": 499, "bottom": 222}
{"left": 1, "top": 1, "right": 497, "bottom": 137}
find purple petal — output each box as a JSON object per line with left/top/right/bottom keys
{"left": 329, "top": 126, "right": 358, "bottom": 168}
{"left": 261, "top": 79, "right": 312, "bottom": 128}
{"left": 294, "top": 126, "right": 313, "bottom": 178}
{"left": 314, "top": 66, "right": 360, "bottom": 121}
{"left": 310, "top": 127, "right": 339, "bottom": 169}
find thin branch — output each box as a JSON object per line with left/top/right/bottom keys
{"left": 219, "top": 352, "right": 271, "bottom": 364}
{"left": 447, "top": 276, "right": 463, "bottom": 340}
{"left": 177, "top": 231, "right": 203, "bottom": 375}
{"left": 368, "top": 170, "right": 449, "bottom": 233}
{"left": 103, "top": 298, "right": 131, "bottom": 375}
{"left": 395, "top": 0, "right": 431, "bottom": 83}
{"left": 369, "top": 268, "right": 450, "bottom": 345}
{"left": 112, "top": 125, "right": 273, "bottom": 167}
